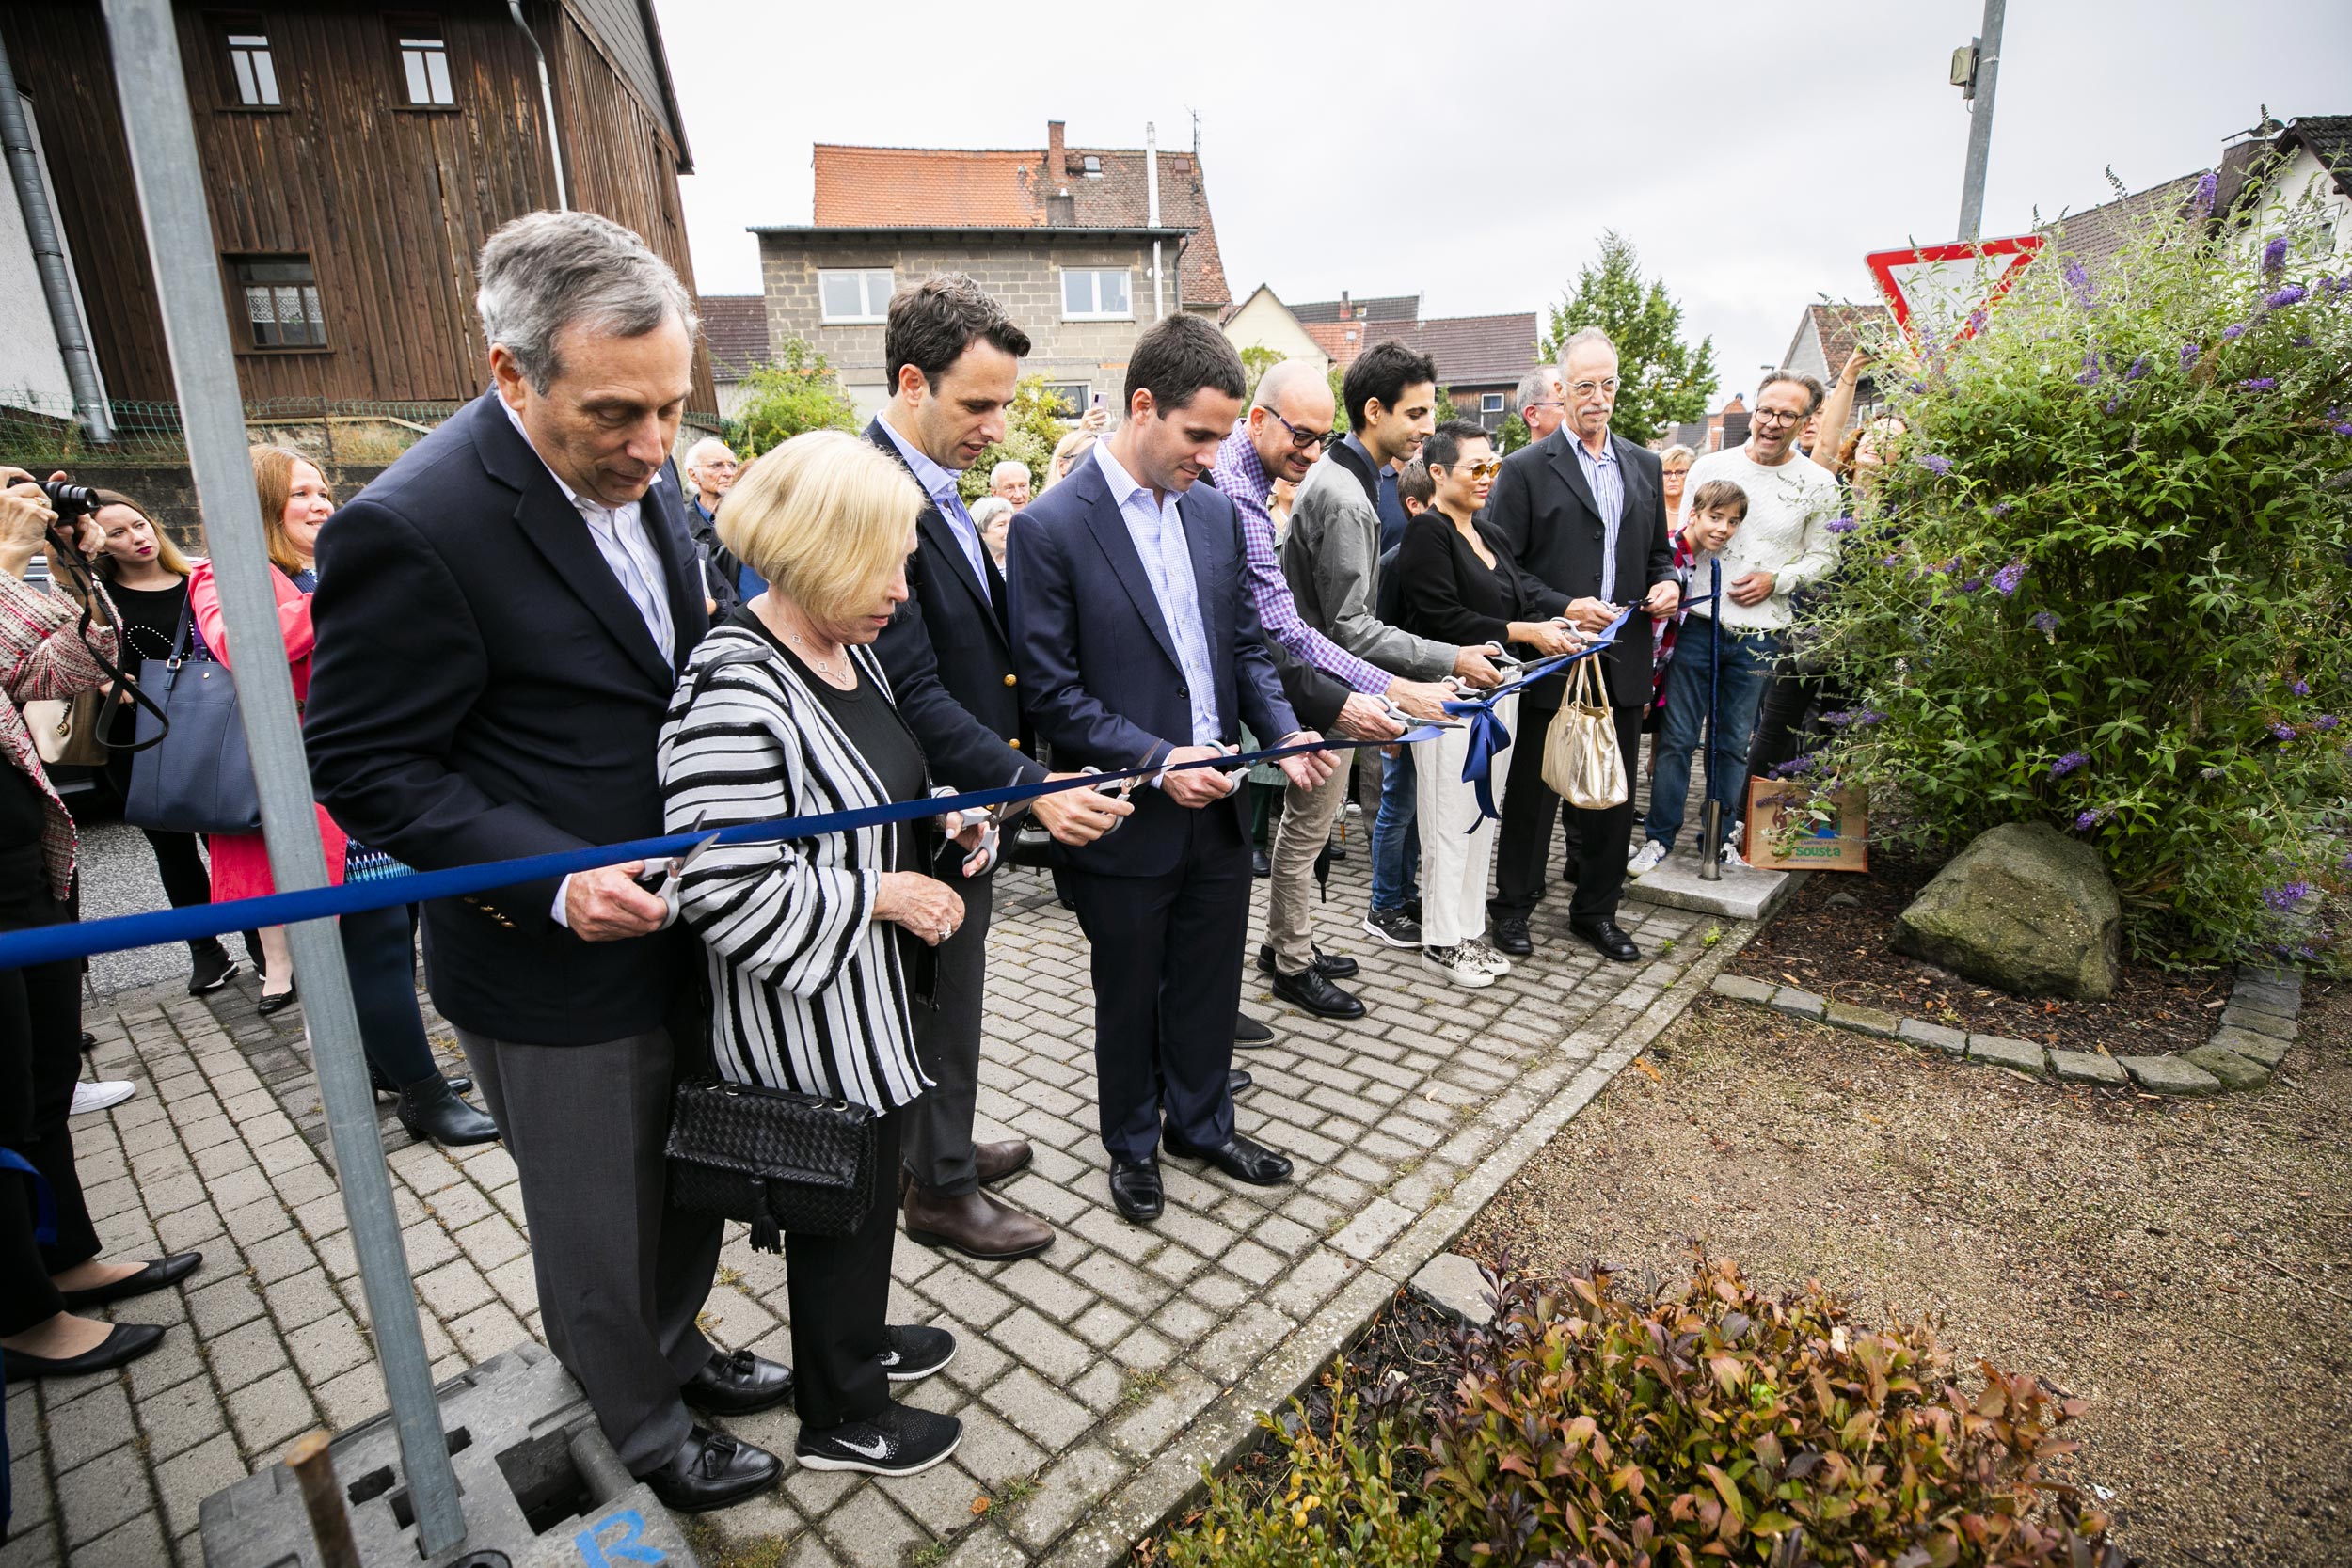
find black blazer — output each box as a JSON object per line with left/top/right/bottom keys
{"left": 305, "top": 391, "right": 711, "bottom": 1044}
{"left": 866, "top": 420, "right": 1046, "bottom": 793}
{"left": 1008, "top": 450, "right": 1296, "bottom": 879}
{"left": 1484, "top": 426, "right": 1672, "bottom": 710}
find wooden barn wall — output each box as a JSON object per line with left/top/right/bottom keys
{"left": 2, "top": 0, "right": 710, "bottom": 410}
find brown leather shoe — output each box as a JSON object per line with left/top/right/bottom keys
{"left": 902, "top": 1183, "right": 1053, "bottom": 1261}
{"left": 974, "top": 1139, "right": 1033, "bottom": 1186}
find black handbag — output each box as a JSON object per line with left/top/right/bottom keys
{"left": 664, "top": 1077, "right": 877, "bottom": 1250}
{"left": 121, "top": 602, "right": 262, "bottom": 835}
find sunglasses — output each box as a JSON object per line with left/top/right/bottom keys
{"left": 1263, "top": 407, "right": 1338, "bottom": 451}
{"left": 1436, "top": 460, "right": 1502, "bottom": 482}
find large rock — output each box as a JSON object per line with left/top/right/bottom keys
{"left": 1894, "top": 822, "right": 2122, "bottom": 999}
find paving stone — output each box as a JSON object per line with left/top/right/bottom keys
{"left": 2119, "top": 1054, "right": 2225, "bottom": 1095}
{"left": 153, "top": 1431, "right": 245, "bottom": 1540}
{"left": 2047, "top": 1048, "right": 2129, "bottom": 1086}
{"left": 2208, "top": 1026, "right": 2290, "bottom": 1069}
{"left": 1897, "top": 1017, "right": 1969, "bottom": 1054}
{"left": 207, "top": 1314, "right": 294, "bottom": 1393}
{"left": 1008, "top": 1442, "right": 1126, "bottom": 1552}
{"left": 67, "top": 1509, "right": 168, "bottom": 1568}
{"left": 44, "top": 1378, "right": 135, "bottom": 1475}
{"left": 1108, "top": 1365, "right": 1218, "bottom": 1460}
{"left": 1822, "top": 1000, "right": 1902, "bottom": 1038}
{"left": 2217, "top": 1005, "right": 2295, "bottom": 1039}
{"left": 1769, "top": 986, "right": 1826, "bottom": 1020}
{"left": 1407, "top": 1251, "right": 1495, "bottom": 1324}
{"left": 2185, "top": 1045, "right": 2271, "bottom": 1091}
{"left": 980, "top": 1368, "right": 1091, "bottom": 1453}
{"left": 2231, "top": 978, "right": 2301, "bottom": 1014}
{"left": 1966, "top": 1035, "right": 2047, "bottom": 1075}
{"left": 137, "top": 1373, "right": 236, "bottom": 1465}
{"left": 988, "top": 1307, "right": 1095, "bottom": 1384}
{"left": 55, "top": 1443, "right": 150, "bottom": 1546}
{"left": 820, "top": 1483, "right": 927, "bottom": 1568}
{"left": 226, "top": 1366, "right": 317, "bottom": 1457}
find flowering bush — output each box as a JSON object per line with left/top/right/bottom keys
{"left": 1804, "top": 171, "right": 2351, "bottom": 969}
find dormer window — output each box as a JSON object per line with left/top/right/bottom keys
{"left": 1082, "top": 155, "right": 1101, "bottom": 178}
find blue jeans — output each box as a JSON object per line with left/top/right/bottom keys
{"left": 1644, "top": 623, "right": 1780, "bottom": 853}
{"left": 1371, "top": 747, "right": 1421, "bottom": 911}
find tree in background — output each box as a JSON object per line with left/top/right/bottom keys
{"left": 728, "top": 338, "right": 858, "bottom": 456}
{"left": 1496, "top": 412, "right": 1533, "bottom": 452}
{"left": 1327, "top": 362, "right": 1350, "bottom": 436}
{"left": 957, "top": 374, "right": 1072, "bottom": 501}
{"left": 1539, "top": 231, "right": 1718, "bottom": 445}
{"left": 1238, "top": 345, "right": 1286, "bottom": 405}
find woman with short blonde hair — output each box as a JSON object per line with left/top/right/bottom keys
{"left": 661, "top": 429, "right": 977, "bottom": 1479}
{"left": 1658, "top": 443, "right": 1695, "bottom": 522}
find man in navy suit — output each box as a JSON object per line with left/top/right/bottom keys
{"left": 1008, "top": 314, "right": 1335, "bottom": 1224}
{"left": 305, "top": 213, "right": 786, "bottom": 1513}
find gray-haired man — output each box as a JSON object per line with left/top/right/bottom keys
{"left": 1515, "top": 364, "right": 1566, "bottom": 445}
{"left": 307, "top": 212, "right": 789, "bottom": 1512}
{"left": 679, "top": 435, "right": 743, "bottom": 616}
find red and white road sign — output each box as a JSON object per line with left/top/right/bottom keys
{"left": 1866, "top": 234, "right": 2045, "bottom": 345}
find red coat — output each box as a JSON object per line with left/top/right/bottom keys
{"left": 184, "top": 560, "right": 347, "bottom": 899}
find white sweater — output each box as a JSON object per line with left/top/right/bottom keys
{"left": 1676, "top": 445, "right": 1843, "bottom": 632}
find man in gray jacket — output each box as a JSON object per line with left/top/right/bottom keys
{"left": 1275, "top": 341, "right": 1500, "bottom": 998}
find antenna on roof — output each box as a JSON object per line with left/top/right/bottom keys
{"left": 1191, "top": 109, "right": 1201, "bottom": 157}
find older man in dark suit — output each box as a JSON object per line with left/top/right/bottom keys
{"left": 1484, "top": 328, "right": 1680, "bottom": 965}
{"left": 1008, "top": 314, "right": 1334, "bottom": 1224}
{"left": 304, "top": 212, "right": 786, "bottom": 1513}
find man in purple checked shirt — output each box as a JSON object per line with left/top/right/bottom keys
{"left": 1207, "top": 360, "right": 1457, "bottom": 1022}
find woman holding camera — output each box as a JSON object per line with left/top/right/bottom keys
{"left": 658, "top": 432, "right": 977, "bottom": 1479}
{"left": 0, "top": 467, "right": 200, "bottom": 1377}
{"left": 187, "top": 448, "right": 496, "bottom": 1147}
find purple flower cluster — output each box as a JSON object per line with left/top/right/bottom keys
{"left": 2074, "top": 809, "right": 2107, "bottom": 832}
{"left": 1917, "top": 454, "right": 1952, "bottom": 476}
{"left": 2271, "top": 722, "right": 2297, "bottom": 741}
{"left": 2181, "top": 341, "right": 2201, "bottom": 369}
{"left": 2267, "top": 284, "right": 2308, "bottom": 309}
{"left": 2031, "top": 610, "right": 2059, "bottom": 636}
{"left": 2222, "top": 324, "right": 2248, "bottom": 341}
{"left": 2263, "top": 236, "right": 2289, "bottom": 275}
{"left": 1993, "top": 501, "right": 2015, "bottom": 516}
{"left": 2124, "top": 355, "right": 2151, "bottom": 381}
{"left": 1991, "top": 561, "right": 2027, "bottom": 595}
{"left": 2050, "top": 752, "right": 2088, "bottom": 777}
{"left": 1825, "top": 515, "right": 1858, "bottom": 535}
{"left": 2318, "top": 714, "right": 2342, "bottom": 731}
{"left": 2063, "top": 261, "right": 2095, "bottom": 308}
{"left": 2332, "top": 422, "right": 2352, "bottom": 437}
{"left": 1820, "top": 709, "right": 1885, "bottom": 729}
{"left": 2105, "top": 397, "right": 2123, "bottom": 416}
{"left": 2290, "top": 678, "right": 2312, "bottom": 696}
{"left": 1770, "top": 755, "right": 1820, "bottom": 779}
{"left": 2263, "top": 880, "right": 2312, "bottom": 911}
{"left": 2191, "top": 171, "right": 2218, "bottom": 214}
{"left": 2076, "top": 350, "right": 2102, "bottom": 387}
{"left": 2241, "top": 377, "right": 2277, "bottom": 390}
{"left": 1965, "top": 309, "right": 1989, "bottom": 336}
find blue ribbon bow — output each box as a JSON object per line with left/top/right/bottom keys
{"left": 1441, "top": 605, "right": 1636, "bottom": 826}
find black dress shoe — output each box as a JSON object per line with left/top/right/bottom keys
{"left": 371, "top": 1062, "right": 473, "bottom": 1099}
{"left": 1108, "top": 1160, "right": 1163, "bottom": 1223}
{"left": 679, "top": 1348, "right": 795, "bottom": 1417}
{"left": 1161, "top": 1131, "right": 1293, "bottom": 1185}
{"left": 1234, "top": 1012, "right": 1276, "bottom": 1048}
{"left": 396, "top": 1076, "right": 501, "bottom": 1148}
{"left": 1571, "top": 918, "right": 1642, "bottom": 963}
{"left": 644, "top": 1425, "right": 780, "bottom": 1513}
{"left": 257, "top": 983, "right": 299, "bottom": 1016}
{"left": 1228, "top": 1069, "right": 1254, "bottom": 1096}
{"left": 2, "top": 1321, "right": 165, "bottom": 1378}
{"left": 1492, "top": 916, "right": 1534, "bottom": 957}
{"left": 1256, "top": 942, "right": 1359, "bottom": 979}
{"left": 1268, "top": 964, "right": 1366, "bottom": 1020}
{"left": 187, "top": 942, "right": 240, "bottom": 996}
{"left": 57, "top": 1252, "right": 202, "bottom": 1310}
{"left": 1251, "top": 846, "right": 1272, "bottom": 878}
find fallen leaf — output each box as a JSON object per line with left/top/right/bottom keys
{"left": 971, "top": 1497, "right": 993, "bottom": 1516}
{"left": 1634, "top": 1058, "right": 1663, "bottom": 1083}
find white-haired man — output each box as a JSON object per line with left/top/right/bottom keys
{"left": 988, "top": 458, "right": 1032, "bottom": 510}
{"left": 680, "top": 435, "right": 744, "bottom": 615}
{"left": 1514, "top": 364, "right": 1566, "bottom": 445}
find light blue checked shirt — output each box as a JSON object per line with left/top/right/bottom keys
{"left": 1093, "top": 441, "right": 1220, "bottom": 747}
{"left": 1572, "top": 434, "right": 1626, "bottom": 602}
{"left": 878, "top": 415, "right": 993, "bottom": 602}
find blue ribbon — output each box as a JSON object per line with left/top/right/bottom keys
{"left": 0, "top": 726, "right": 1444, "bottom": 972}
{"left": 1440, "top": 606, "right": 1635, "bottom": 825}
{"left": 0, "top": 1149, "right": 56, "bottom": 1246}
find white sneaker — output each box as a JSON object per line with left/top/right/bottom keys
{"left": 1720, "top": 838, "right": 1751, "bottom": 870}
{"left": 1421, "top": 944, "right": 1496, "bottom": 989}
{"left": 71, "top": 1080, "right": 135, "bottom": 1116}
{"left": 1461, "top": 938, "right": 1513, "bottom": 976}
{"left": 1627, "top": 841, "right": 1669, "bottom": 878}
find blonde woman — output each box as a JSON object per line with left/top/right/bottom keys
{"left": 1040, "top": 428, "right": 1097, "bottom": 492}
{"left": 660, "top": 431, "right": 981, "bottom": 1479}
{"left": 1658, "top": 443, "right": 1695, "bottom": 521}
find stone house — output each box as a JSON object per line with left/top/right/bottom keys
{"left": 751, "top": 120, "right": 1232, "bottom": 420}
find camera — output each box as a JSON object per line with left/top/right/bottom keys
{"left": 37, "top": 480, "right": 101, "bottom": 524}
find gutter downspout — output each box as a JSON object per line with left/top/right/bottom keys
{"left": 0, "top": 34, "right": 113, "bottom": 441}
{"left": 1146, "top": 122, "right": 1162, "bottom": 319}
{"left": 507, "top": 2, "right": 568, "bottom": 210}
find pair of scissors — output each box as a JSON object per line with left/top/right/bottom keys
{"left": 633, "top": 809, "right": 723, "bottom": 896}
{"left": 932, "top": 787, "right": 1002, "bottom": 877}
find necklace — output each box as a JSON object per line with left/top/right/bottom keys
{"left": 781, "top": 620, "right": 849, "bottom": 686}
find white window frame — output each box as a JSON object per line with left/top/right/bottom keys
{"left": 818, "top": 268, "right": 896, "bottom": 325}
{"left": 225, "top": 29, "right": 280, "bottom": 107}
{"left": 397, "top": 30, "right": 454, "bottom": 106}
{"left": 1061, "top": 268, "right": 1133, "bottom": 322}
{"left": 1480, "top": 391, "right": 1505, "bottom": 414}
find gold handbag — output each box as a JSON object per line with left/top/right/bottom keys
{"left": 24, "top": 689, "right": 109, "bottom": 768}
{"left": 1540, "top": 656, "right": 1626, "bottom": 809}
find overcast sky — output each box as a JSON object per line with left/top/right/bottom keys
{"left": 659, "top": 0, "right": 2350, "bottom": 402}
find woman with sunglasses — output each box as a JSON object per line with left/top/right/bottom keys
{"left": 1394, "top": 422, "right": 1578, "bottom": 989}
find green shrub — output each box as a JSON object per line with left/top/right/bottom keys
{"left": 1419, "top": 1255, "right": 2122, "bottom": 1568}
{"left": 956, "top": 373, "right": 1071, "bottom": 501}
{"left": 727, "top": 338, "right": 858, "bottom": 456}
{"left": 1158, "top": 1373, "right": 1443, "bottom": 1568}
{"left": 1802, "top": 169, "right": 2351, "bottom": 970}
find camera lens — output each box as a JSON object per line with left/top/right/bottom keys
{"left": 37, "top": 482, "right": 101, "bottom": 521}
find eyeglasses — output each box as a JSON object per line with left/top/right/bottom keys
{"left": 1752, "top": 408, "right": 1806, "bottom": 427}
{"left": 1568, "top": 379, "right": 1619, "bottom": 398}
{"left": 1523, "top": 400, "right": 1564, "bottom": 411}
{"left": 1262, "top": 407, "right": 1337, "bottom": 451}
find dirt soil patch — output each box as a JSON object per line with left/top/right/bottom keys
{"left": 1727, "top": 849, "right": 2232, "bottom": 1053}
{"left": 1454, "top": 980, "right": 2352, "bottom": 1568}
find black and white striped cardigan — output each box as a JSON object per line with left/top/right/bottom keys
{"left": 657, "top": 625, "right": 933, "bottom": 1113}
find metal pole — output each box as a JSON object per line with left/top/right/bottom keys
{"left": 0, "top": 34, "right": 116, "bottom": 442}
{"left": 1956, "top": 0, "right": 2007, "bottom": 242}
{"left": 507, "top": 2, "right": 568, "bottom": 211}
{"left": 1698, "top": 560, "right": 1722, "bottom": 882}
{"left": 98, "top": 0, "right": 468, "bottom": 1552}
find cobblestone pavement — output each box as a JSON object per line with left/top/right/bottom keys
{"left": 4, "top": 806, "right": 1751, "bottom": 1568}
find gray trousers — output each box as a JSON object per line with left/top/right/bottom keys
{"left": 455, "top": 1024, "right": 722, "bottom": 1475}
{"left": 900, "top": 850, "right": 994, "bottom": 1195}
{"left": 1265, "top": 751, "right": 1354, "bottom": 975}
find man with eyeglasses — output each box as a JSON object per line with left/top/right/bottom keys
{"left": 1514, "top": 366, "right": 1567, "bottom": 446}
{"left": 1485, "top": 327, "right": 1679, "bottom": 965}
{"left": 1209, "top": 360, "right": 1454, "bottom": 1020}
{"left": 1631, "top": 369, "right": 1841, "bottom": 875}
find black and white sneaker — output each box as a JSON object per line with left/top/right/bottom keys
{"left": 1363, "top": 906, "right": 1421, "bottom": 947}
{"left": 876, "top": 1323, "right": 955, "bottom": 1383}
{"left": 794, "top": 1401, "right": 962, "bottom": 1477}
{"left": 187, "top": 942, "right": 241, "bottom": 996}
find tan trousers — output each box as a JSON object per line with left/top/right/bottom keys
{"left": 1265, "top": 750, "right": 1355, "bottom": 974}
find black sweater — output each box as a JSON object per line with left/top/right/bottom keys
{"left": 1395, "top": 512, "right": 1567, "bottom": 651}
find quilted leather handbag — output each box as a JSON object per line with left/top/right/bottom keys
{"left": 1540, "top": 655, "right": 1628, "bottom": 810}
{"left": 664, "top": 1077, "right": 877, "bottom": 1249}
